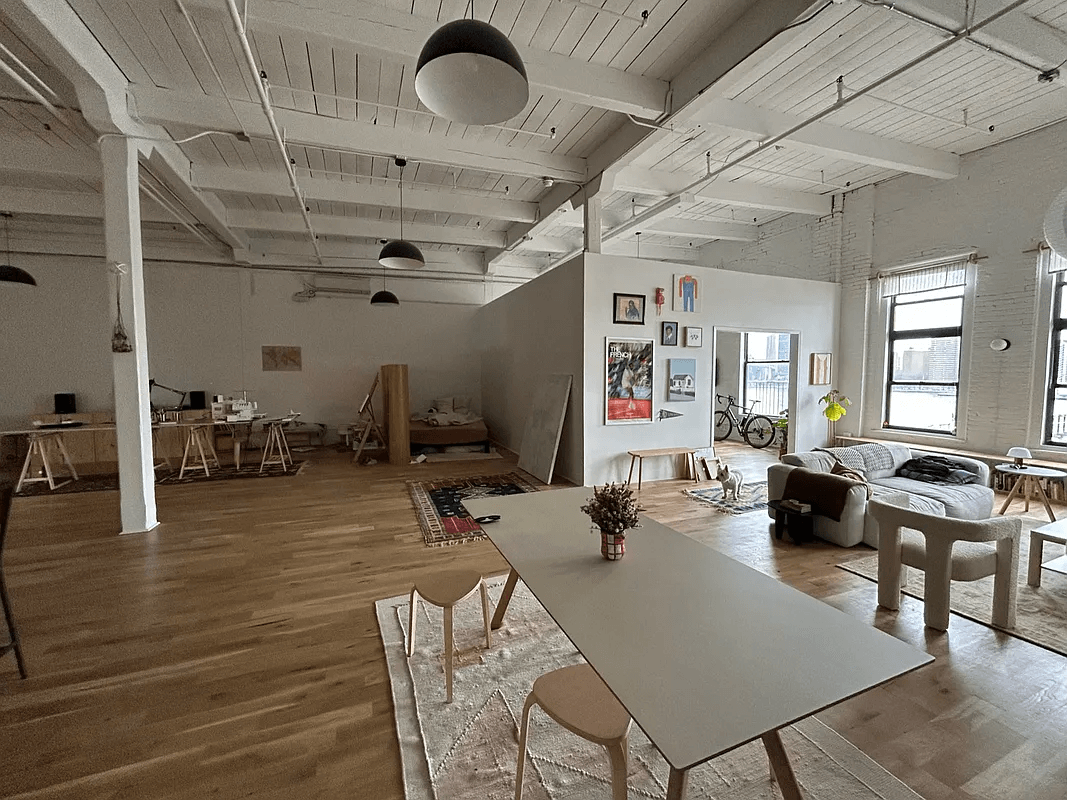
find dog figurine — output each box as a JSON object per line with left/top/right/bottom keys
{"left": 715, "top": 461, "right": 745, "bottom": 502}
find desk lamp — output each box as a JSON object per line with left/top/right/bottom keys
{"left": 1007, "top": 446, "right": 1031, "bottom": 468}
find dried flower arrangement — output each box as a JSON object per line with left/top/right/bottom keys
{"left": 580, "top": 482, "right": 643, "bottom": 536}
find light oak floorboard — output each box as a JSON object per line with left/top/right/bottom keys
{"left": 0, "top": 445, "right": 1065, "bottom": 799}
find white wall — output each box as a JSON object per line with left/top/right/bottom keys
{"left": 1, "top": 256, "right": 486, "bottom": 436}
{"left": 582, "top": 253, "right": 838, "bottom": 485}
{"left": 714, "top": 330, "right": 743, "bottom": 441}
{"left": 701, "top": 118, "right": 1067, "bottom": 460}
{"left": 477, "top": 257, "right": 585, "bottom": 484}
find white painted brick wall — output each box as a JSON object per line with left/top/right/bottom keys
{"left": 701, "top": 119, "right": 1067, "bottom": 458}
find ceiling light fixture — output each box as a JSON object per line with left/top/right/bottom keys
{"left": 415, "top": 3, "right": 528, "bottom": 125}
{"left": 0, "top": 213, "right": 35, "bottom": 286}
{"left": 378, "top": 157, "right": 425, "bottom": 271}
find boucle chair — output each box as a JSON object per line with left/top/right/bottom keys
{"left": 867, "top": 495, "right": 1021, "bottom": 632}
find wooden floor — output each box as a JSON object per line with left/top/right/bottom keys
{"left": 1, "top": 445, "right": 1066, "bottom": 799}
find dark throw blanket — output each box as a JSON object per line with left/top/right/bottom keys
{"left": 897, "top": 455, "right": 979, "bottom": 485}
{"left": 782, "top": 467, "right": 861, "bottom": 522}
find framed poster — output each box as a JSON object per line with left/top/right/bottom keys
{"left": 662, "top": 321, "right": 679, "bottom": 346}
{"left": 262, "top": 345, "right": 302, "bottom": 371}
{"left": 613, "top": 293, "right": 646, "bottom": 324}
{"left": 668, "top": 358, "right": 697, "bottom": 402}
{"left": 606, "top": 338, "right": 654, "bottom": 424}
{"left": 685, "top": 326, "right": 703, "bottom": 347}
{"left": 810, "top": 352, "right": 832, "bottom": 385}
{"left": 672, "top": 273, "right": 701, "bottom": 313}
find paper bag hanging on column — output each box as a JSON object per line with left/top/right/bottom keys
{"left": 110, "top": 262, "right": 133, "bottom": 353}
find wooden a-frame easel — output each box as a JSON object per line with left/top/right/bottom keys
{"left": 353, "top": 371, "right": 387, "bottom": 462}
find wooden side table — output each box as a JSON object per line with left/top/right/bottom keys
{"left": 996, "top": 464, "right": 1066, "bottom": 522}
{"left": 1027, "top": 518, "right": 1067, "bottom": 587}
{"left": 767, "top": 499, "right": 814, "bottom": 544}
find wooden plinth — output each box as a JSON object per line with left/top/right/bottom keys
{"left": 380, "top": 364, "right": 410, "bottom": 466}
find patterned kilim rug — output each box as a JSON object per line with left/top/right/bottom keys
{"left": 376, "top": 576, "right": 925, "bottom": 800}
{"left": 14, "top": 461, "right": 308, "bottom": 496}
{"left": 838, "top": 525, "right": 1067, "bottom": 657}
{"left": 683, "top": 480, "right": 769, "bottom": 515}
{"left": 409, "top": 472, "right": 541, "bottom": 547}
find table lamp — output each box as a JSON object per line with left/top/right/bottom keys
{"left": 1006, "top": 446, "right": 1031, "bottom": 468}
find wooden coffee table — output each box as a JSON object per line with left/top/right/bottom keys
{"left": 1027, "top": 518, "right": 1067, "bottom": 587}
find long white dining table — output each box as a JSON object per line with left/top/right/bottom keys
{"left": 465, "top": 485, "right": 933, "bottom": 800}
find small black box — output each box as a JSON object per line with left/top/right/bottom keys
{"left": 188, "top": 390, "right": 206, "bottom": 410}
{"left": 54, "top": 392, "right": 76, "bottom": 414}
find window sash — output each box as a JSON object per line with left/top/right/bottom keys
{"left": 1044, "top": 246, "right": 1067, "bottom": 274}
{"left": 878, "top": 256, "right": 970, "bottom": 297}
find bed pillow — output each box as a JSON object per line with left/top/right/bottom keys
{"left": 432, "top": 396, "right": 454, "bottom": 413}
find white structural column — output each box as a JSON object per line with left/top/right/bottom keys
{"left": 584, "top": 196, "right": 602, "bottom": 254}
{"left": 100, "top": 135, "right": 158, "bottom": 534}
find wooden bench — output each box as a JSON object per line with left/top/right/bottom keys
{"left": 625, "top": 447, "right": 701, "bottom": 491}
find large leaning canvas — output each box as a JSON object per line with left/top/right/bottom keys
{"left": 517, "top": 374, "right": 573, "bottom": 485}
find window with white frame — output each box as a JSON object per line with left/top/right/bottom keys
{"left": 880, "top": 258, "right": 969, "bottom": 435}
{"left": 1043, "top": 250, "right": 1067, "bottom": 444}
{"left": 743, "top": 332, "right": 791, "bottom": 418}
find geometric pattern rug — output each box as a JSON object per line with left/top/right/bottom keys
{"left": 408, "top": 472, "right": 541, "bottom": 547}
{"left": 838, "top": 528, "right": 1067, "bottom": 657}
{"left": 14, "top": 460, "right": 308, "bottom": 496}
{"left": 376, "top": 575, "right": 926, "bottom": 800}
{"left": 683, "top": 480, "right": 769, "bottom": 515}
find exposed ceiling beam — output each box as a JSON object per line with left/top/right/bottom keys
{"left": 239, "top": 237, "right": 485, "bottom": 269}
{"left": 181, "top": 0, "right": 666, "bottom": 118}
{"left": 603, "top": 240, "right": 701, "bottom": 263}
{"left": 640, "top": 217, "right": 757, "bottom": 242}
{"left": 688, "top": 98, "right": 960, "bottom": 179}
{"left": 226, "top": 208, "right": 505, "bottom": 248}
{"left": 192, "top": 166, "right": 537, "bottom": 223}
{"left": 0, "top": 185, "right": 182, "bottom": 224}
{"left": 602, "top": 194, "right": 693, "bottom": 244}
{"left": 614, "top": 166, "right": 830, "bottom": 216}
{"left": 0, "top": 136, "right": 99, "bottom": 180}
{"left": 520, "top": 235, "right": 577, "bottom": 255}
{"left": 130, "top": 86, "right": 586, "bottom": 184}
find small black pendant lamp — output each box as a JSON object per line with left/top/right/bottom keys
{"left": 415, "top": 5, "right": 528, "bottom": 126}
{"left": 378, "top": 158, "right": 425, "bottom": 271}
{"left": 0, "top": 213, "right": 35, "bottom": 286}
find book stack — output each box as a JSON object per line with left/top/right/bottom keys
{"left": 779, "top": 498, "right": 812, "bottom": 513}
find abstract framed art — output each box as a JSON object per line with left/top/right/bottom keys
{"left": 605, "top": 338, "right": 654, "bottom": 424}
{"left": 685, "top": 326, "right": 703, "bottom": 347}
{"left": 810, "top": 352, "right": 832, "bottom": 385}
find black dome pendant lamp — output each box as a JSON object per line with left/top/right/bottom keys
{"left": 378, "top": 157, "right": 425, "bottom": 272}
{"left": 1, "top": 213, "right": 35, "bottom": 286}
{"left": 415, "top": 3, "right": 528, "bottom": 125}
{"left": 369, "top": 286, "right": 400, "bottom": 306}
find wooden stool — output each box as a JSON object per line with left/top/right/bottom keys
{"left": 516, "top": 663, "right": 631, "bottom": 800}
{"left": 407, "top": 569, "right": 491, "bottom": 703}
{"left": 179, "top": 424, "right": 221, "bottom": 479}
{"left": 259, "top": 421, "right": 292, "bottom": 474}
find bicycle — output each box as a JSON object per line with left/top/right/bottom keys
{"left": 714, "top": 394, "right": 775, "bottom": 449}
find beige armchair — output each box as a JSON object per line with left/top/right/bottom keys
{"left": 866, "top": 495, "right": 1021, "bottom": 632}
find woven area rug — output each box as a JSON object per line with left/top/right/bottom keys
{"left": 683, "top": 480, "right": 769, "bottom": 515}
{"left": 15, "top": 461, "right": 307, "bottom": 496}
{"left": 376, "top": 576, "right": 924, "bottom": 800}
{"left": 838, "top": 527, "right": 1067, "bottom": 657}
{"left": 408, "top": 472, "right": 540, "bottom": 547}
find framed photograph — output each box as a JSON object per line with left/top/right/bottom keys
{"left": 262, "top": 345, "right": 302, "bottom": 371}
{"left": 672, "top": 273, "right": 701, "bottom": 313}
{"left": 810, "top": 352, "right": 832, "bottom": 385}
{"left": 668, "top": 358, "right": 697, "bottom": 402}
{"left": 613, "top": 293, "right": 646, "bottom": 325}
{"left": 606, "top": 338, "right": 654, "bottom": 424}
{"left": 685, "top": 326, "right": 703, "bottom": 347}
{"left": 661, "top": 321, "right": 679, "bottom": 346}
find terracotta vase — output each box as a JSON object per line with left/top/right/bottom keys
{"left": 600, "top": 530, "right": 625, "bottom": 560}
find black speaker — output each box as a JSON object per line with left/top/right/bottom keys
{"left": 188, "top": 390, "right": 206, "bottom": 410}
{"left": 54, "top": 393, "right": 76, "bottom": 415}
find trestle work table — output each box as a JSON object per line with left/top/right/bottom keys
{"left": 466, "top": 487, "right": 932, "bottom": 800}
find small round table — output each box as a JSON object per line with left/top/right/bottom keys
{"left": 995, "top": 464, "right": 1067, "bottom": 522}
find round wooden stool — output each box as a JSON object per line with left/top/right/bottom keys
{"left": 407, "top": 569, "right": 491, "bottom": 703}
{"left": 515, "top": 663, "right": 632, "bottom": 800}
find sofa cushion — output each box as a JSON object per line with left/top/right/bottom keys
{"left": 870, "top": 476, "right": 993, "bottom": 519}
{"left": 816, "top": 443, "right": 911, "bottom": 479}
{"left": 869, "top": 483, "right": 946, "bottom": 516}
{"left": 782, "top": 451, "right": 837, "bottom": 472}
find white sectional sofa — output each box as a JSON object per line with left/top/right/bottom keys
{"left": 766, "top": 442, "right": 995, "bottom": 547}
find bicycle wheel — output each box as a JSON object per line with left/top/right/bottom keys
{"left": 743, "top": 415, "right": 775, "bottom": 448}
{"left": 713, "top": 411, "right": 733, "bottom": 441}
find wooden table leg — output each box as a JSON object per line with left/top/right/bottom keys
{"left": 1035, "top": 478, "right": 1057, "bottom": 522}
{"left": 998, "top": 474, "right": 1025, "bottom": 514}
{"left": 762, "top": 729, "right": 805, "bottom": 800}
{"left": 1024, "top": 476, "right": 1032, "bottom": 512}
{"left": 637, "top": 457, "right": 643, "bottom": 491}
{"left": 665, "top": 766, "right": 690, "bottom": 800}
{"left": 490, "top": 568, "right": 520, "bottom": 630}
{"left": 626, "top": 454, "right": 637, "bottom": 486}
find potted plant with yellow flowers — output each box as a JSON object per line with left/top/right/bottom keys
{"left": 819, "top": 389, "right": 852, "bottom": 444}
{"left": 581, "top": 482, "right": 642, "bottom": 560}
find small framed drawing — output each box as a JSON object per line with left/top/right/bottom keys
{"left": 662, "top": 321, "right": 679, "bottom": 346}
{"left": 685, "top": 326, "right": 703, "bottom": 347}
{"left": 810, "top": 352, "right": 832, "bottom": 385}
{"left": 613, "top": 293, "right": 645, "bottom": 325}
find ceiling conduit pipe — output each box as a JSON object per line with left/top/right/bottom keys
{"left": 218, "top": 0, "right": 323, "bottom": 264}
{"left": 0, "top": 50, "right": 63, "bottom": 122}
{"left": 595, "top": 0, "right": 1034, "bottom": 264}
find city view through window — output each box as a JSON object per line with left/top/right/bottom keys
{"left": 744, "top": 332, "right": 791, "bottom": 418}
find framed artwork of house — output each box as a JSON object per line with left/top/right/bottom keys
{"left": 605, "top": 338, "right": 654, "bottom": 424}
{"left": 668, "top": 358, "right": 697, "bottom": 401}
{"left": 810, "top": 352, "right": 832, "bottom": 385}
